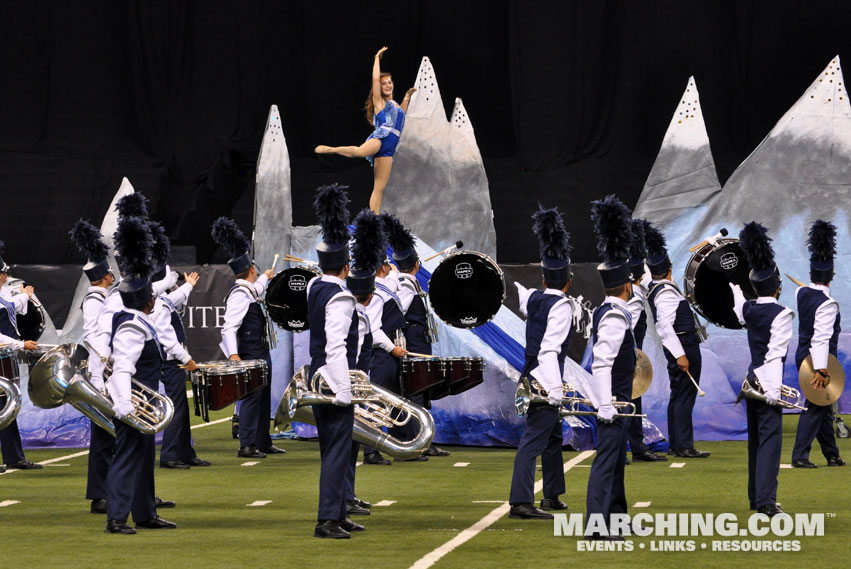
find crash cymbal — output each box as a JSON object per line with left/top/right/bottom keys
{"left": 632, "top": 349, "right": 653, "bottom": 399}
{"left": 799, "top": 354, "right": 845, "bottom": 406}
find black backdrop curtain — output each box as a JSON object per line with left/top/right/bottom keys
{"left": 1, "top": 0, "right": 850, "bottom": 266}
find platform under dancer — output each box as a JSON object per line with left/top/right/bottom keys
{"left": 730, "top": 222, "right": 793, "bottom": 517}
{"left": 508, "top": 205, "right": 574, "bottom": 520}
{"left": 584, "top": 195, "right": 635, "bottom": 541}
{"left": 790, "top": 220, "right": 845, "bottom": 469}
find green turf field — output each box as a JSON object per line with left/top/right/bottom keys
{"left": 1, "top": 410, "right": 848, "bottom": 569}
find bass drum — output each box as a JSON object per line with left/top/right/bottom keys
{"left": 265, "top": 266, "right": 321, "bottom": 332}
{"left": 683, "top": 237, "right": 756, "bottom": 329}
{"left": 427, "top": 251, "right": 505, "bottom": 329}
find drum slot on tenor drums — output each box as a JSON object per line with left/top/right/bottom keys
{"left": 401, "top": 357, "right": 443, "bottom": 397}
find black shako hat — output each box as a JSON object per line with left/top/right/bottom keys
{"left": 531, "top": 204, "right": 572, "bottom": 286}
{"left": 808, "top": 219, "right": 836, "bottom": 284}
{"left": 739, "top": 221, "right": 781, "bottom": 297}
{"left": 211, "top": 217, "right": 253, "bottom": 275}
{"left": 314, "top": 184, "right": 351, "bottom": 271}
{"left": 591, "top": 194, "right": 633, "bottom": 288}
{"left": 69, "top": 219, "right": 112, "bottom": 282}
{"left": 346, "top": 209, "right": 386, "bottom": 296}
{"left": 114, "top": 216, "right": 155, "bottom": 309}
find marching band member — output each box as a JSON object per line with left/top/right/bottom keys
{"left": 644, "top": 221, "right": 710, "bottom": 458}
{"left": 624, "top": 220, "right": 666, "bottom": 463}
{"left": 69, "top": 219, "right": 117, "bottom": 511}
{"left": 584, "top": 195, "right": 636, "bottom": 540}
{"left": 148, "top": 221, "right": 208, "bottom": 469}
{"left": 211, "top": 217, "right": 281, "bottom": 459}
{"left": 790, "top": 220, "right": 845, "bottom": 468}
{"left": 307, "top": 185, "right": 362, "bottom": 538}
{"left": 508, "top": 205, "right": 574, "bottom": 520}
{"left": 0, "top": 241, "right": 42, "bottom": 472}
{"left": 105, "top": 215, "right": 175, "bottom": 533}
{"left": 730, "top": 222, "right": 793, "bottom": 517}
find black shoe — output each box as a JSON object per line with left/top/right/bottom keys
{"left": 135, "top": 515, "right": 177, "bottom": 529}
{"left": 424, "top": 445, "right": 450, "bottom": 457}
{"left": 509, "top": 503, "right": 553, "bottom": 519}
{"left": 0, "top": 465, "right": 5, "bottom": 473}
{"left": 633, "top": 452, "right": 668, "bottom": 462}
{"left": 105, "top": 520, "right": 136, "bottom": 535}
{"left": 751, "top": 501, "right": 781, "bottom": 511}
{"left": 352, "top": 496, "right": 371, "bottom": 509}
{"left": 155, "top": 496, "right": 176, "bottom": 509}
{"left": 403, "top": 455, "right": 429, "bottom": 462}
{"left": 188, "top": 457, "right": 212, "bottom": 467}
{"left": 667, "top": 449, "right": 676, "bottom": 455}
{"left": 791, "top": 458, "right": 817, "bottom": 469}
{"left": 6, "top": 459, "right": 43, "bottom": 470}
{"left": 90, "top": 499, "right": 108, "bottom": 514}
{"left": 160, "top": 460, "right": 191, "bottom": 470}
{"left": 314, "top": 520, "right": 350, "bottom": 539}
{"left": 827, "top": 456, "right": 846, "bottom": 467}
{"left": 237, "top": 446, "right": 266, "bottom": 459}
{"left": 346, "top": 501, "right": 371, "bottom": 516}
{"left": 540, "top": 498, "right": 568, "bottom": 511}
{"left": 363, "top": 452, "right": 391, "bottom": 465}
{"left": 756, "top": 504, "right": 784, "bottom": 517}
{"left": 261, "top": 445, "right": 287, "bottom": 455}
{"left": 231, "top": 415, "right": 239, "bottom": 440}
{"left": 675, "top": 448, "right": 710, "bottom": 458}
{"left": 340, "top": 517, "right": 365, "bottom": 532}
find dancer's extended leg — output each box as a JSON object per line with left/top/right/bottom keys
{"left": 315, "top": 138, "right": 381, "bottom": 158}
{"left": 370, "top": 156, "right": 393, "bottom": 213}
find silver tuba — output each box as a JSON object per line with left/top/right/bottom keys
{"left": 28, "top": 343, "right": 174, "bottom": 436}
{"left": 736, "top": 377, "right": 807, "bottom": 411}
{"left": 0, "top": 375, "right": 22, "bottom": 430}
{"left": 514, "top": 376, "right": 645, "bottom": 418}
{"left": 275, "top": 365, "right": 435, "bottom": 459}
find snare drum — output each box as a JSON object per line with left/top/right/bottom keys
{"left": 192, "top": 362, "right": 244, "bottom": 413}
{"left": 683, "top": 238, "right": 756, "bottom": 329}
{"left": 401, "top": 357, "right": 443, "bottom": 397}
{"left": 449, "top": 357, "right": 485, "bottom": 395}
{"left": 234, "top": 359, "right": 269, "bottom": 398}
{"left": 265, "top": 266, "right": 321, "bottom": 331}
{"left": 0, "top": 347, "right": 20, "bottom": 382}
{"left": 428, "top": 357, "right": 471, "bottom": 401}
{"left": 428, "top": 251, "right": 505, "bottom": 329}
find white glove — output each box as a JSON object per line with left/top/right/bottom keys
{"left": 764, "top": 396, "right": 778, "bottom": 407}
{"left": 332, "top": 389, "right": 353, "bottom": 406}
{"left": 113, "top": 401, "right": 135, "bottom": 419}
{"left": 88, "top": 373, "right": 105, "bottom": 391}
{"left": 597, "top": 404, "right": 617, "bottom": 423}
{"left": 547, "top": 386, "right": 564, "bottom": 407}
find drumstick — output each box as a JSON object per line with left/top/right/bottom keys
{"left": 271, "top": 253, "right": 280, "bottom": 273}
{"left": 404, "top": 351, "right": 435, "bottom": 359}
{"left": 180, "top": 363, "right": 221, "bottom": 369}
{"left": 283, "top": 254, "right": 308, "bottom": 263}
{"left": 785, "top": 273, "right": 806, "bottom": 288}
{"left": 424, "top": 241, "right": 464, "bottom": 262}
{"left": 686, "top": 370, "right": 706, "bottom": 397}
{"left": 688, "top": 228, "right": 729, "bottom": 253}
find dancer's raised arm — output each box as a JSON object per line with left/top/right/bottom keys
{"left": 401, "top": 87, "right": 416, "bottom": 113}
{"left": 372, "top": 47, "right": 388, "bottom": 112}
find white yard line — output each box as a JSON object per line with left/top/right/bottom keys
{"left": 633, "top": 501, "right": 652, "bottom": 508}
{"left": 374, "top": 500, "right": 397, "bottom": 507}
{"left": 453, "top": 462, "right": 470, "bottom": 467}
{"left": 0, "top": 500, "right": 21, "bottom": 507}
{"left": 247, "top": 500, "right": 272, "bottom": 507}
{"left": 670, "top": 462, "right": 686, "bottom": 468}
{"left": 408, "top": 450, "right": 595, "bottom": 569}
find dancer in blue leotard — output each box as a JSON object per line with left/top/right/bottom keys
{"left": 315, "top": 46, "right": 416, "bottom": 213}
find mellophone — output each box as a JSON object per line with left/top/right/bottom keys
{"left": 190, "top": 359, "right": 269, "bottom": 422}
{"left": 401, "top": 355, "right": 485, "bottom": 400}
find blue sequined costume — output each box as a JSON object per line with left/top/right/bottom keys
{"left": 365, "top": 100, "right": 405, "bottom": 166}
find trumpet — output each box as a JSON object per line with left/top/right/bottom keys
{"left": 275, "top": 365, "right": 435, "bottom": 459}
{"left": 28, "top": 343, "right": 174, "bottom": 436}
{"left": 736, "top": 377, "right": 807, "bottom": 411}
{"left": 0, "top": 375, "right": 22, "bottom": 430}
{"left": 514, "top": 376, "right": 645, "bottom": 418}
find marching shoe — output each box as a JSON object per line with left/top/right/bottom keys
{"left": 105, "top": 520, "right": 136, "bottom": 535}
{"left": 667, "top": 449, "right": 676, "bottom": 456}
{"left": 0, "top": 465, "right": 5, "bottom": 473}
{"left": 509, "top": 503, "right": 554, "bottom": 519}
{"left": 237, "top": 445, "right": 266, "bottom": 459}
{"left": 160, "top": 460, "right": 190, "bottom": 470}
{"left": 539, "top": 498, "right": 568, "bottom": 511}
{"left": 403, "top": 455, "right": 428, "bottom": 462}
{"left": 135, "top": 516, "right": 177, "bottom": 529}
{"left": 261, "top": 445, "right": 287, "bottom": 455}
{"left": 751, "top": 501, "right": 781, "bottom": 511}
{"left": 675, "top": 448, "right": 710, "bottom": 458}
{"left": 633, "top": 452, "right": 668, "bottom": 462}
{"left": 352, "top": 496, "right": 371, "bottom": 509}
{"left": 363, "top": 452, "right": 391, "bottom": 465}
{"left": 314, "top": 520, "right": 350, "bottom": 539}
{"left": 756, "top": 504, "right": 784, "bottom": 518}
{"left": 188, "top": 457, "right": 212, "bottom": 467}
{"left": 791, "top": 459, "right": 817, "bottom": 469}
{"left": 231, "top": 414, "right": 239, "bottom": 439}
{"left": 340, "top": 517, "right": 366, "bottom": 532}
{"left": 90, "top": 499, "right": 108, "bottom": 514}
{"left": 424, "top": 445, "right": 450, "bottom": 457}
{"left": 826, "top": 456, "right": 846, "bottom": 467}
{"left": 155, "top": 496, "right": 176, "bottom": 509}
{"left": 6, "top": 459, "right": 43, "bottom": 470}
{"left": 346, "top": 501, "right": 370, "bottom": 516}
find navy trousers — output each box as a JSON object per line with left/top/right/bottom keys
{"left": 345, "top": 441, "right": 361, "bottom": 501}
{"left": 746, "top": 398, "right": 782, "bottom": 509}
{"left": 107, "top": 421, "right": 156, "bottom": 523}
{"left": 159, "top": 361, "right": 196, "bottom": 464}
{"left": 237, "top": 354, "right": 272, "bottom": 450}
{"left": 664, "top": 339, "right": 701, "bottom": 451}
{"left": 586, "top": 414, "right": 628, "bottom": 531}
{"left": 313, "top": 403, "right": 355, "bottom": 522}
{"left": 509, "top": 405, "right": 565, "bottom": 505}
{"left": 86, "top": 422, "right": 115, "bottom": 500}
{"left": 363, "top": 351, "right": 400, "bottom": 456}
{"left": 791, "top": 400, "right": 839, "bottom": 462}
{"left": 0, "top": 420, "right": 25, "bottom": 464}
{"left": 626, "top": 397, "right": 647, "bottom": 456}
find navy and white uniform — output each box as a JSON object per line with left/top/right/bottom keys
{"left": 307, "top": 274, "right": 358, "bottom": 522}
{"left": 345, "top": 304, "right": 373, "bottom": 502}
{"left": 153, "top": 281, "right": 197, "bottom": 464}
{"left": 648, "top": 279, "right": 701, "bottom": 452}
{"left": 585, "top": 296, "right": 635, "bottom": 531}
{"left": 791, "top": 284, "right": 841, "bottom": 463}
{"left": 625, "top": 285, "right": 648, "bottom": 456}
{"left": 397, "top": 273, "right": 430, "bottom": 355}
{"left": 733, "top": 296, "right": 794, "bottom": 509}
{"left": 105, "top": 309, "right": 165, "bottom": 523}
{"left": 220, "top": 274, "right": 273, "bottom": 451}
{"left": 0, "top": 288, "right": 30, "bottom": 465}
{"left": 509, "top": 285, "right": 573, "bottom": 506}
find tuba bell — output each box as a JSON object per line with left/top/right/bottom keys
{"left": 28, "top": 343, "right": 174, "bottom": 436}
{"left": 514, "top": 376, "right": 645, "bottom": 418}
{"left": 0, "top": 375, "right": 22, "bottom": 430}
{"left": 275, "top": 365, "right": 435, "bottom": 459}
{"left": 736, "top": 377, "right": 807, "bottom": 411}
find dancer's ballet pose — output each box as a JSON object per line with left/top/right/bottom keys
{"left": 315, "top": 46, "right": 415, "bottom": 213}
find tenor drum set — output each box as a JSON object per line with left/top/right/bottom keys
{"left": 191, "top": 359, "right": 269, "bottom": 422}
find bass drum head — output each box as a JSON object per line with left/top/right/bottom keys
{"left": 686, "top": 240, "right": 755, "bottom": 329}
{"left": 16, "top": 299, "right": 45, "bottom": 341}
{"left": 428, "top": 252, "right": 505, "bottom": 329}
{"left": 265, "top": 267, "right": 319, "bottom": 332}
